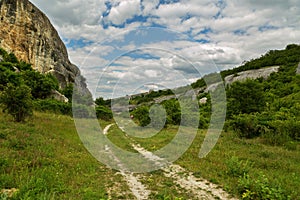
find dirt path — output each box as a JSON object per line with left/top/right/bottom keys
{"left": 132, "top": 144, "right": 237, "bottom": 200}
{"left": 103, "top": 124, "right": 151, "bottom": 200}
{"left": 104, "top": 123, "right": 237, "bottom": 200}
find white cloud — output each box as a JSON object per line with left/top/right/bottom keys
{"left": 106, "top": 0, "right": 141, "bottom": 25}
{"left": 154, "top": 2, "right": 218, "bottom": 18}
{"left": 31, "top": 0, "right": 106, "bottom": 26}
{"left": 29, "top": 0, "right": 300, "bottom": 98}
{"left": 141, "top": 0, "right": 160, "bottom": 15}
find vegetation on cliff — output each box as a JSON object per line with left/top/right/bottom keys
{"left": 0, "top": 48, "right": 71, "bottom": 121}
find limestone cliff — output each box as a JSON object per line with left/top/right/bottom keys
{"left": 0, "top": 0, "right": 89, "bottom": 95}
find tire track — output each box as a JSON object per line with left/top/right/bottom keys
{"left": 132, "top": 144, "right": 237, "bottom": 200}
{"left": 103, "top": 124, "right": 151, "bottom": 200}
{"left": 105, "top": 123, "right": 237, "bottom": 199}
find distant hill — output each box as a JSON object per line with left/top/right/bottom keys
{"left": 112, "top": 44, "right": 300, "bottom": 141}
{"left": 124, "top": 44, "right": 300, "bottom": 105}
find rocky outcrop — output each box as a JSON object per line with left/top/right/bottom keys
{"left": 297, "top": 62, "right": 300, "bottom": 74}
{"left": 203, "top": 66, "right": 280, "bottom": 93}
{"left": 0, "top": 0, "right": 89, "bottom": 95}
{"left": 50, "top": 90, "right": 68, "bottom": 103}
{"left": 224, "top": 66, "right": 280, "bottom": 85}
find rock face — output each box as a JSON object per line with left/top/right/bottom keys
{"left": 0, "top": 0, "right": 89, "bottom": 95}
{"left": 224, "top": 66, "right": 280, "bottom": 85}
{"left": 203, "top": 66, "right": 280, "bottom": 93}
{"left": 297, "top": 62, "right": 300, "bottom": 74}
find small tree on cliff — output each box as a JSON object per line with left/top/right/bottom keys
{"left": 0, "top": 83, "right": 33, "bottom": 122}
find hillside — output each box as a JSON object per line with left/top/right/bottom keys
{"left": 0, "top": 110, "right": 299, "bottom": 199}
{"left": 0, "top": 30, "right": 300, "bottom": 199}
{"left": 90, "top": 44, "right": 300, "bottom": 199}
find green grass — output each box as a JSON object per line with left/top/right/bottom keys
{"left": 1, "top": 112, "right": 300, "bottom": 199}
{"left": 0, "top": 112, "right": 133, "bottom": 199}
{"left": 176, "top": 130, "right": 300, "bottom": 199}
{"left": 109, "top": 124, "right": 300, "bottom": 199}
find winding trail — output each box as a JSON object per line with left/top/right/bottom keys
{"left": 103, "top": 123, "right": 237, "bottom": 200}
{"left": 103, "top": 124, "right": 151, "bottom": 200}
{"left": 103, "top": 123, "right": 114, "bottom": 135}
{"left": 132, "top": 144, "right": 237, "bottom": 200}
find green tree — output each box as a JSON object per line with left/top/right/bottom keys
{"left": 227, "top": 79, "right": 266, "bottom": 118}
{"left": 95, "top": 97, "right": 106, "bottom": 106}
{"left": 0, "top": 83, "right": 33, "bottom": 122}
{"left": 22, "top": 71, "right": 59, "bottom": 99}
{"left": 162, "top": 99, "right": 181, "bottom": 125}
{"left": 95, "top": 105, "right": 113, "bottom": 121}
{"left": 131, "top": 106, "right": 151, "bottom": 127}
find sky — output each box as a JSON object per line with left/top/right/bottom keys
{"left": 30, "top": 0, "right": 300, "bottom": 99}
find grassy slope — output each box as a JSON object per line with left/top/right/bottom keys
{"left": 177, "top": 130, "right": 300, "bottom": 199}
{"left": 112, "top": 125, "right": 300, "bottom": 199}
{"left": 0, "top": 112, "right": 134, "bottom": 200}
{"left": 1, "top": 112, "right": 300, "bottom": 199}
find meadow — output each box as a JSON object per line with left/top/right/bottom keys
{"left": 1, "top": 111, "right": 299, "bottom": 199}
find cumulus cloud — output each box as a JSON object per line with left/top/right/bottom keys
{"left": 106, "top": 0, "right": 141, "bottom": 25}
{"left": 29, "top": 0, "right": 300, "bottom": 98}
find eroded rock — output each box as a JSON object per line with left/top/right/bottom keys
{"left": 0, "top": 0, "right": 90, "bottom": 95}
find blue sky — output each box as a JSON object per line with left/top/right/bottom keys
{"left": 30, "top": 0, "right": 300, "bottom": 98}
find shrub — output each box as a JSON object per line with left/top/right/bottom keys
{"left": 262, "top": 119, "right": 300, "bottom": 145}
{"left": 0, "top": 83, "right": 33, "bottom": 122}
{"left": 33, "top": 99, "right": 72, "bottom": 115}
{"left": 198, "top": 114, "right": 209, "bottom": 129}
{"left": 162, "top": 99, "right": 181, "bottom": 125}
{"left": 230, "top": 114, "right": 263, "bottom": 138}
{"left": 72, "top": 104, "right": 94, "bottom": 118}
{"left": 61, "top": 84, "right": 73, "bottom": 101}
{"left": 226, "top": 156, "right": 252, "bottom": 177}
{"left": 148, "top": 104, "right": 167, "bottom": 129}
{"left": 131, "top": 106, "right": 151, "bottom": 127}
{"left": 95, "top": 105, "right": 113, "bottom": 121}
{"left": 238, "top": 173, "right": 290, "bottom": 200}
{"left": 227, "top": 79, "right": 266, "bottom": 118}
{"left": 95, "top": 97, "right": 106, "bottom": 106}
{"left": 22, "top": 71, "right": 59, "bottom": 99}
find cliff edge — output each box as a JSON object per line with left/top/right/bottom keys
{"left": 0, "top": 0, "right": 89, "bottom": 95}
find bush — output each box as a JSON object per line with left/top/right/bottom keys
{"left": 22, "top": 71, "right": 59, "bottom": 99}
{"left": 0, "top": 68, "right": 22, "bottom": 90}
{"left": 238, "top": 173, "right": 290, "bottom": 200}
{"left": 72, "top": 104, "right": 94, "bottom": 118}
{"left": 198, "top": 115, "right": 209, "bottom": 129}
{"left": 0, "top": 84, "right": 33, "bottom": 122}
{"left": 95, "top": 105, "right": 113, "bottom": 121}
{"left": 227, "top": 79, "right": 266, "bottom": 118}
{"left": 226, "top": 156, "right": 252, "bottom": 177}
{"left": 230, "top": 114, "right": 263, "bottom": 138}
{"left": 131, "top": 106, "right": 151, "bottom": 127}
{"left": 262, "top": 119, "right": 300, "bottom": 145}
{"left": 33, "top": 99, "right": 72, "bottom": 115}
{"left": 162, "top": 99, "right": 181, "bottom": 125}
{"left": 61, "top": 84, "right": 73, "bottom": 102}
{"left": 95, "top": 97, "right": 106, "bottom": 106}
